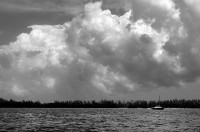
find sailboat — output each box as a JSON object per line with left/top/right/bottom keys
{"left": 151, "top": 96, "right": 164, "bottom": 110}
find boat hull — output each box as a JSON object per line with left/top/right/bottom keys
{"left": 151, "top": 107, "right": 164, "bottom": 110}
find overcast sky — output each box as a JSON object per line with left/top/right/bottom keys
{"left": 0, "top": 0, "right": 200, "bottom": 102}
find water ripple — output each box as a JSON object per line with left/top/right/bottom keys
{"left": 0, "top": 108, "right": 200, "bottom": 131}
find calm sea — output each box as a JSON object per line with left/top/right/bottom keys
{"left": 0, "top": 108, "right": 200, "bottom": 131}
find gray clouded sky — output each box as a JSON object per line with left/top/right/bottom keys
{"left": 0, "top": 0, "right": 200, "bottom": 102}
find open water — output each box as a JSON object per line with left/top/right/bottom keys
{"left": 0, "top": 108, "right": 200, "bottom": 131}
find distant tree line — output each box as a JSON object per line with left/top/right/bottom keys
{"left": 0, "top": 98, "right": 200, "bottom": 108}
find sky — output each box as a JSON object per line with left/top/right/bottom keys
{"left": 0, "top": 0, "right": 200, "bottom": 102}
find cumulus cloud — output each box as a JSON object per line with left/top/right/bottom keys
{"left": 0, "top": 1, "right": 199, "bottom": 101}
{"left": 139, "top": 0, "right": 180, "bottom": 20}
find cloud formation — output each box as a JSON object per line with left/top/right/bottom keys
{"left": 0, "top": 1, "right": 199, "bottom": 101}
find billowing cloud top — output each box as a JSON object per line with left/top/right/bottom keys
{"left": 0, "top": 0, "right": 200, "bottom": 101}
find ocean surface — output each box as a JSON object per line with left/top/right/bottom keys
{"left": 0, "top": 108, "right": 200, "bottom": 131}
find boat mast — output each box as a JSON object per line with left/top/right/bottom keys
{"left": 158, "top": 95, "right": 160, "bottom": 105}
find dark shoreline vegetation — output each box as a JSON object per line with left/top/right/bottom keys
{"left": 0, "top": 98, "right": 200, "bottom": 108}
